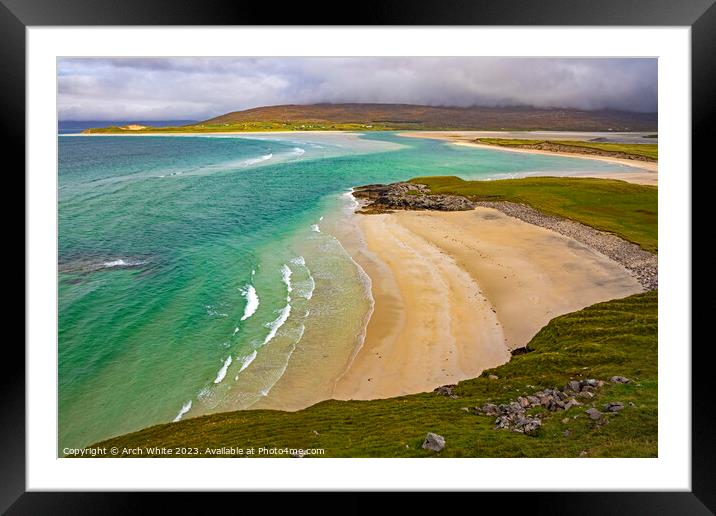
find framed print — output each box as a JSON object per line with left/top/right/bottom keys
{"left": 7, "top": 0, "right": 712, "bottom": 512}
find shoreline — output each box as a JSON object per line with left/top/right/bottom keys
{"left": 65, "top": 130, "right": 359, "bottom": 137}
{"left": 333, "top": 203, "right": 646, "bottom": 401}
{"left": 399, "top": 131, "right": 658, "bottom": 185}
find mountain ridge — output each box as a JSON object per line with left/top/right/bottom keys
{"left": 200, "top": 103, "right": 657, "bottom": 131}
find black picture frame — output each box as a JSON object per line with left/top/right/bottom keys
{"left": 6, "top": 0, "right": 710, "bottom": 513}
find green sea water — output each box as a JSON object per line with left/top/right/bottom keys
{"left": 58, "top": 131, "right": 637, "bottom": 451}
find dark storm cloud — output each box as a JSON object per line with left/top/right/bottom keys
{"left": 57, "top": 57, "right": 657, "bottom": 121}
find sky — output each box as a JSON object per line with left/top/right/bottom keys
{"left": 57, "top": 57, "right": 658, "bottom": 121}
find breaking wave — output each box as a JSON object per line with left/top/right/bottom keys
{"left": 172, "top": 400, "right": 192, "bottom": 422}
{"left": 213, "top": 356, "right": 233, "bottom": 384}
{"left": 239, "top": 284, "right": 259, "bottom": 321}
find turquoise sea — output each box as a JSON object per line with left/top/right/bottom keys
{"left": 58, "top": 131, "right": 637, "bottom": 451}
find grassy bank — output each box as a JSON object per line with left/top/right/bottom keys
{"left": 81, "top": 121, "right": 394, "bottom": 134}
{"left": 412, "top": 176, "right": 657, "bottom": 253}
{"left": 476, "top": 138, "right": 658, "bottom": 160}
{"left": 90, "top": 291, "right": 657, "bottom": 458}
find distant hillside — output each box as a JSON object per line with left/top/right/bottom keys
{"left": 201, "top": 103, "right": 657, "bottom": 132}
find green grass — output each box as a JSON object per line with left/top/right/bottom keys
{"left": 411, "top": 176, "right": 657, "bottom": 253}
{"left": 476, "top": 138, "right": 658, "bottom": 160}
{"left": 91, "top": 291, "right": 657, "bottom": 458}
{"left": 81, "top": 121, "right": 395, "bottom": 134}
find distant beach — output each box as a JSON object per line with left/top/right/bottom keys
{"left": 399, "top": 131, "right": 658, "bottom": 186}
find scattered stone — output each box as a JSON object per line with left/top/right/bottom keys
{"left": 515, "top": 417, "right": 542, "bottom": 435}
{"left": 422, "top": 432, "right": 446, "bottom": 452}
{"left": 291, "top": 451, "right": 305, "bottom": 458}
{"left": 610, "top": 376, "right": 632, "bottom": 384}
{"left": 562, "top": 430, "right": 571, "bottom": 437}
{"left": 511, "top": 346, "right": 532, "bottom": 356}
{"left": 579, "top": 450, "right": 588, "bottom": 457}
{"left": 312, "top": 430, "right": 320, "bottom": 436}
{"left": 567, "top": 380, "right": 581, "bottom": 392}
{"left": 488, "top": 374, "right": 499, "bottom": 380}
{"left": 461, "top": 407, "right": 471, "bottom": 412}
{"left": 603, "top": 402, "right": 625, "bottom": 413}
{"left": 628, "top": 402, "right": 636, "bottom": 407}
{"left": 472, "top": 376, "right": 631, "bottom": 434}
{"left": 564, "top": 399, "right": 581, "bottom": 411}
{"left": 585, "top": 408, "right": 603, "bottom": 421}
{"left": 434, "top": 384, "right": 458, "bottom": 398}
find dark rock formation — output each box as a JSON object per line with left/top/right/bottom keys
{"left": 353, "top": 183, "right": 475, "bottom": 213}
{"left": 434, "top": 384, "right": 458, "bottom": 398}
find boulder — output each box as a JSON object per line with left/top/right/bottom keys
{"left": 567, "top": 380, "right": 581, "bottom": 392}
{"left": 422, "top": 432, "right": 446, "bottom": 452}
{"left": 521, "top": 419, "right": 542, "bottom": 435}
{"left": 481, "top": 403, "right": 499, "bottom": 415}
{"left": 585, "top": 408, "right": 603, "bottom": 421}
{"left": 527, "top": 395, "right": 541, "bottom": 406}
{"left": 434, "top": 384, "right": 458, "bottom": 398}
{"left": 564, "top": 399, "right": 581, "bottom": 411}
{"left": 610, "top": 376, "right": 631, "bottom": 384}
{"left": 603, "top": 402, "right": 625, "bottom": 412}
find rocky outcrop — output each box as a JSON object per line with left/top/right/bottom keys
{"left": 434, "top": 384, "right": 458, "bottom": 399}
{"left": 353, "top": 183, "right": 475, "bottom": 213}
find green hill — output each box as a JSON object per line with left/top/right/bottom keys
{"left": 81, "top": 103, "right": 658, "bottom": 133}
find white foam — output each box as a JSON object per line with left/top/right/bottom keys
{"left": 213, "top": 355, "right": 233, "bottom": 384}
{"left": 311, "top": 224, "right": 321, "bottom": 233}
{"left": 238, "top": 350, "right": 258, "bottom": 373}
{"left": 233, "top": 327, "right": 240, "bottom": 335}
{"left": 239, "top": 284, "right": 260, "bottom": 321}
{"left": 257, "top": 325, "right": 305, "bottom": 398}
{"left": 281, "top": 264, "right": 293, "bottom": 295}
{"left": 262, "top": 304, "right": 291, "bottom": 347}
{"left": 303, "top": 271, "right": 316, "bottom": 300}
{"left": 241, "top": 153, "right": 273, "bottom": 167}
{"left": 341, "top": 189, "right": 360, "bottom": 211}
{"left": 172, "top": 400, "right": 192, "bottom": 422}
{"left": 102, "top": 258, "right": 146, "bottom": 268}
{"left": 291, "top": 147, "right": 306, "bottom": 156}
{"left": 290, "top": 256, "right": 305, "bottom": 266}
{"left": 197, "top": 386, "right": 211, "bottom": 401}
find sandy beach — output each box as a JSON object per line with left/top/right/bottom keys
{"left": 333, "top": 208, "right": 644, "bottom": 401}
{"left": 399, "top": 131, "right": 658, "bottom": 185}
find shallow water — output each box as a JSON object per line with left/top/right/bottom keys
{"left": 58, "top": 131, "right": 636, "bottom": 450}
